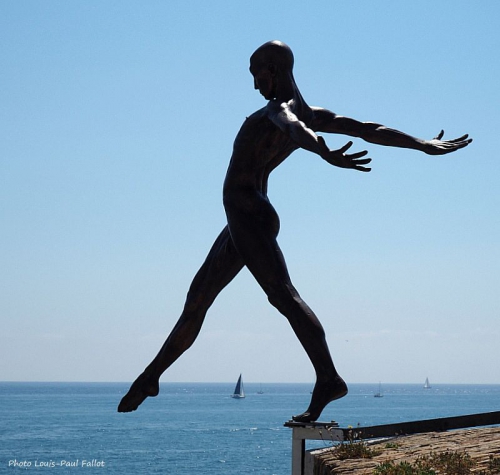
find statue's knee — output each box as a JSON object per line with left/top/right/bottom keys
{"left": 267, "top": 287, "right": 299, "bottom": 313}
{"left": 183, "top": 300, "right": 198, "bottom": 314}
{"left": 183, "top": 292, "right": 209, "bottom": 315}
{"left": 267, "top": 291, "right": 281, "bottom": 310}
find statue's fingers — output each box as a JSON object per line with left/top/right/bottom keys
{"left": 449, "top": 134, "right": 470, "bottom": 143}
{"left": 433, "top": 130, "right": 444, "bottom": 140}
{"left": 453, "top": 141, "right": 471, "bottom": 150}
{"left": 349, "top": 150, "right": 369, "bottom": 159}
{"left": 340, "top": 141, "right": 353, "bottom": 153}
{"left": 355, "top": 165, "right": 371, "bottom": 172}
{"left": 353, "top": 157, "right": 372, "bottom": 165}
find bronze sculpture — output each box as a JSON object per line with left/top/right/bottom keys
{"left": 118, "top": 41, "right": 471, "bottom": 421}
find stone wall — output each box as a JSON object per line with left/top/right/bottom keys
{"left": 309, "top": 426, "right": 500, "bottom": 475}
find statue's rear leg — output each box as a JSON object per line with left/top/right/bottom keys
{"left": 118, "top": 226, "right": 243, "bottom": 412}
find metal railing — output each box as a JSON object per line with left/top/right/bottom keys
{"left": 285, "top": 411, "right": 500, "bottom": 475}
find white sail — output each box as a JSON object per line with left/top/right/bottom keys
{"left": 374, "top": 381, "right": 383, "bottom": 398}
{"left": 424, "top": 377, "right": 431, "bottom": 389}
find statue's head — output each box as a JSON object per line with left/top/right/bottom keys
{"left": 250, "top": 41, "right": 295, "bottom": 100}
{"left": 250, "top": 41, "right": 294, "bottom": 72}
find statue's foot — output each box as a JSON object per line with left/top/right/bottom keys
{"left": 292, "top": 376, "right": 347, "bottom": 423}
{"left": 117, "top": 371, "right": 160, "bottom": 413}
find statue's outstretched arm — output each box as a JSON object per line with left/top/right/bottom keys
{"left": 311, "top": 107, "right": 472, "bottom": 155}
{"left": 268, "top": 102, "right": 371, "bottom": 172}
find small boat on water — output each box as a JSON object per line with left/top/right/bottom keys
{"left": 231, "top": 374, "right": 245, "bottom": 399}
{"left": 374, "top": 382, "right": 383, "bottom": 398}
{"left": 257, "top": 384, "right": 264, "bottom": 395}
{"left": 424, "top": 377, "right": 431, "bottom": 389}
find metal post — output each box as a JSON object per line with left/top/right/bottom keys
{"left": 291, "top": 437, "right": 305, "bottom": 475}
{"left": 286, "top": 422, "right": 344, "bottom": 475}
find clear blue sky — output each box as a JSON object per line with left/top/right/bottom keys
{"left": 1, "top": 1, "right": 498, "bottom": 384}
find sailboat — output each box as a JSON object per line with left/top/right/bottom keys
{"left": 424, "top": 377, "right": 431, "bottom": 389}
{"left": 257, "top": 384, "right": 264, "bottom": 395}
{"left": 374, "top": 382, "right": 383, "bottom": 398}
{"left": 231, "top": 374, "right": 245, "bottom": 399}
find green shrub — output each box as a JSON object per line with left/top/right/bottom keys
{"left": 334, "top": 439, "right": 381, "bottom": 460}
{"left": 374, "top": 451, "right": 476, "bottom": 475}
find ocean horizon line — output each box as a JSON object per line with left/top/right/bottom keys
{"left": 1, "top": 380, "right": 499, "bottom": 386}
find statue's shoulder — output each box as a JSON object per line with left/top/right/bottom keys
{"left": 238, "top": 107, "right": 274, "bottom": 135}
{"left": 234, "top": 106, "right": 275, "bottom": 147}
{"left": 244, "top": 106, "right": 269, "bottom": 123}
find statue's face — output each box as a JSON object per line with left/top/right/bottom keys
{"left": 250, "top": 61, "right": 276, "bottom": 100}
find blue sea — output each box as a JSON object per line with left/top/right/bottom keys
{"left": 1, "top": 382, "right": 499, "bottom": 474}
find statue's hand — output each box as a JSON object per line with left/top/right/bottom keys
{"left": 320, "top": 138, "right": 371, "bottom": 172}
{"left": 423, "top": 130, "right": 472, "bottom": 155}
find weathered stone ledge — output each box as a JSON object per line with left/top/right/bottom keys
{"left": 310, "top": 426, "right": 500, "bottom": 474}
